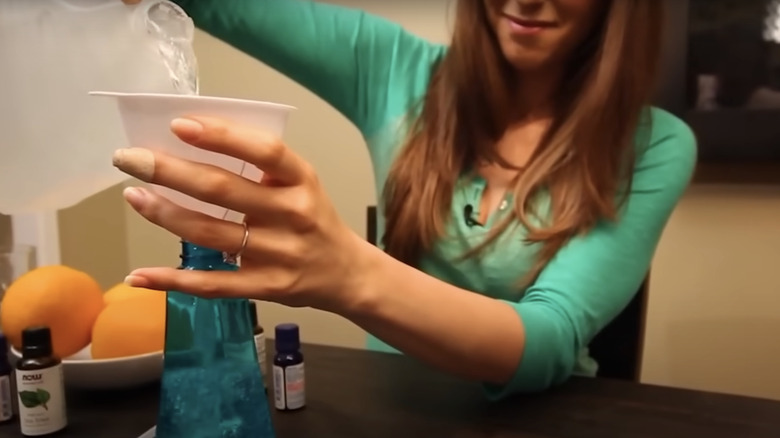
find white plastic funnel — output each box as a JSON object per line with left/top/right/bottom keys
{"left": 92, "top": 92, "right": 295, "bottom": 221}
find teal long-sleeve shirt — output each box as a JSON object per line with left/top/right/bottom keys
{"left": 172, "top": 0, "right": 697, "bottom": 398}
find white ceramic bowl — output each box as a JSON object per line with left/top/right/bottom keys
{"left": 11, "top": 344, "right": 163, "bottom": 390}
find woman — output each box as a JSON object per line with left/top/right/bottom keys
{"left": 115, "top": 0, "right": 696, "bottom": 397}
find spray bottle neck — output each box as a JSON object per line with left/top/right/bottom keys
{"left": 179, "top": 241, "right": 234, "bottom": 271}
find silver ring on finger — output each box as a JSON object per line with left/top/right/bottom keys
{"left": 223, "top": 221, "right": 250, "bottom": 264}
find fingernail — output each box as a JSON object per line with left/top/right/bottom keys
{"left": 123, "top": 187, "right": 147, "bottom": 209}
{"left": 123, "top": 274, "right": 148, "bottom": 287}
{"left": 171, "top": 117, "right": 203, "bottom": 139}
{"left": 113, "top": 148, "right": 155, "bottom": 182}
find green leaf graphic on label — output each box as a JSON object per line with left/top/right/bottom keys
{"left": 18, "top": 391, "right": 40, "bottom": 408}
{"left": 18, "top": 389, "right": 51, "bottom": 410}
{"left": 36, "top": 388, "right": 50, "bottom": 410}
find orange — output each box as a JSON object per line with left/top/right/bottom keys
{"left": 0, "top": 265, "right": 105, "bottom": 359}
{"left": 91, "top": 293, "right": 166, "bottom": 359}
{"left": 103, "top": 283, "right": 160, "bottom": 305}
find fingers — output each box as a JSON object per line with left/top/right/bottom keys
{"left": 123, "top": 186, "right": 305, "bottom": 264}
{"left": 124, "top": 267, "right": 258, "bottom": 298}
{"left": 170, "top": 117, "right": 310, "bottom": 186}
{"left": 124, "top": 266, "right": 300, "bottom": 302}
{"left": 113, "top": 147, "right": 278, "bottom": 218}
{"left": 123, "top": 186, "right": 247, "bottom": 254}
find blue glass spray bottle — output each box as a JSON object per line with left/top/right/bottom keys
{"left": 155, "top": 241, "right": 275, "bottom": 438}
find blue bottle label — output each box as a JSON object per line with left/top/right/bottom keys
{"left": 0, "top": 375, "right": 11, "bottom": 421}
{"left": 273, "top": 364, "right": 305, "bottom": 410}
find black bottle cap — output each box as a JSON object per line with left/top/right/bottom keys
{"left": 275, "top": 323, "right": 300, "bottom": 353}
{"left": 21, "top": 326, "right": 53, "bottom": 358}
{"left": 0, "top": 333, "right": 9, "bottom": 369}
{"left": 249, "top": 300, "right": 258, "bottom": 328}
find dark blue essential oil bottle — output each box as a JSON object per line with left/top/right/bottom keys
{"left": 272, "top": 323, "right": 305, "bottom": 411}
{"left": 0, "top": 333, "right": 12, "bottom": 424}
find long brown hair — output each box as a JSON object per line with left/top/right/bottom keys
{"left": 382, "top": 0, "right": 664, "bottom": 285}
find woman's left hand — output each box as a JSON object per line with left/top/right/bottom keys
{"left": 113, "top": 116, "right": 371, "bottom": 313}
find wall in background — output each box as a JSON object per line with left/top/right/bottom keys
{"left": 643, "top": 184, "right": 780, "bottom": 399}
{"left": 58, "top": 185, "right": 130, "bottom": 290}
{"left": 26, "top": 1, "right": 779, "bottom": 401}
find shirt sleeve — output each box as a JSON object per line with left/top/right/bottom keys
{"left": 484, "top": 109, "right": 697, "bottom": 399}
{"left": 172, "top": 0, "right": 442, "bottom": 138}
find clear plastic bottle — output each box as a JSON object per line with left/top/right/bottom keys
{"left": 0, "top": 0, "right": 197, "bottom": 214}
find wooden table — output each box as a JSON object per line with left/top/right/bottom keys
{"left": 0, "top": 342, "right": 779, "bottom": 437}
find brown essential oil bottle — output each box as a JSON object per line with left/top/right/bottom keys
{"left": 248, "top": 300, "right": 267, "bottom": 391}
{"left": 15, "top": 326, "right": 67, "bottom": 436}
